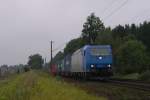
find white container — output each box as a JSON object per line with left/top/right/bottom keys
{"left": 71, "top": 49, "right": 84, "bottom": 72}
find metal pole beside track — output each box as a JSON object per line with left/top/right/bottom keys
{"left": 50, "top": 40, "right": 53, "bottom": 73}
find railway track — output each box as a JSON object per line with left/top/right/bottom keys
{"left": 64, "top": 78, "right": 150, "bottom": 92}
{"left": 67, "top": 77, "right": 150, "bottom": 91}
{"left": 63, "top": 77, "right": 150, "bottom": 100}
{"left": 64, "top": 76, "right": 150, "bottom": 92}
{"left": 104, "top": 78, "right": 150, "bottom": 91}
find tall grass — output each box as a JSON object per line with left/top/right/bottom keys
{"left": 0, "top": 71, "right": 106, "bottom": 100}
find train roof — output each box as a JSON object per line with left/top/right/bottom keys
{"left": 83, "top": 45, "right": 111, "bottom": 50}
{"left": 72, "top": 45, "right": 111, "bottom": 55}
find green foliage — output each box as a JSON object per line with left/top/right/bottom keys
{"left": 110, "top": 22, "right": 150, "bottom": 74}
{"left": 52, "top": 51, "right": 64, "bottom": 63}
{"left": 112, "top": 24, "right": 138, "bottom": 39}
{"left": 28, "top": 54, "right": 44, "bottom": 69}
{"left": 95, "top": 27, "right": 113, "bottom": 45}
{"left": 24, "top": 66, "right": 30, "bottom": 72}
{"left": 139, "top": 70, "right": 150, "bottom": 81}
{"left": 112, "top": 25, "right": 127, "bottom": 39}
{"left": 64, "top": 38, "right": 83, "bottom": 55}
{"left": 112, "top": 22, "right": 150, "bottom": 50}
{"left": 137, "top": 21, "right": 150, "bottom": 50}
{"left": 115, "top": 40, "right": 149, "bottom": 74}
{"left": 82, "top": 13, "right": 104, "bottom": 44}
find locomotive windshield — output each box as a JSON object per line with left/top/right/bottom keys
{"left": 90, "top": 48, "right": 110, "bottom": 56}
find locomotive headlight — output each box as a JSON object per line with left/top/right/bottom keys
{"left": 91, "top": 65, "right": 94, "bottom": 68}
{"left": 107, "top": 64, "right": 111, "bottom": 68}
{"left": 99, "top": 56, "right": 102, "bottom": 60}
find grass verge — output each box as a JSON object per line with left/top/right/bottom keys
{"left": 0, "top": 71, "right": 107, "bottom": 100}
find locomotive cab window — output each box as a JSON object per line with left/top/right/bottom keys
{"left": 90, "top": 48, "right": 110, "bottom": 56}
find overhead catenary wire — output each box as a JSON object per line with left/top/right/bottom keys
{"left": 101, "top": 0, "right": 119, "bottom": 16}
{"left": 103, "top": 0, "right": 129, "bottom": 21}
{"left": 52, "top": 42, "right": 68, "bottom": 53}
{"left": 52, "top": 47, "right": 64, "bottom": 53}
{"left": 129, "top": 9, "right": 150, "bottom": 24}
{"left": 52, "top": 35, "right": 79, "bottom": 53}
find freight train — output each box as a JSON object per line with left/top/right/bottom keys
{"left": 52, "top": 45, "right": 113, "bottom": 79}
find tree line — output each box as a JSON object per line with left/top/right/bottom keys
{"left": 0, "top": 54, "right": 44, "bottom": 75}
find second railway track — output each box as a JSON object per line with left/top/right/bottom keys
{"left": 107, "top": 78, "right": 150, "bottom": 91}
{"left": 64, "top": 77, "right": 150, "bottom": 92}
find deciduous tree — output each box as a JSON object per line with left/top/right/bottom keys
{"left": 28, "top": 54, "right": 44, "bottom": 69}
{"left": 82, "top": 13, "right": 104, "bottom": 44}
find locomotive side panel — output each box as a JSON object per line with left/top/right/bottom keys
{"left": 71, "top": 49, "right": 84, "bottom": 72}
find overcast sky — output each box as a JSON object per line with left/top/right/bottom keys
{"left": 0, "top": 0, "right": 150, "bottom": 65}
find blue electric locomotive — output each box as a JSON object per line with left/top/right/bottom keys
{"left": 71, "top": 45, "right": 113, "bottom": 78}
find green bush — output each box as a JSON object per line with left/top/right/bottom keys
{"left": 115, "top": 40, "right": 149, "bottom": 74}
{"left": 24, "top": 67, "right": 30, "bottom": 72}
{"left": 139, "top": 70, "right": 150, "bottom": 81}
